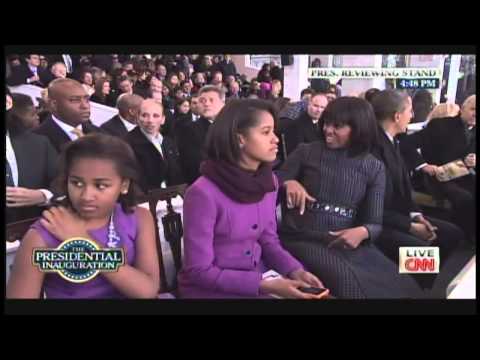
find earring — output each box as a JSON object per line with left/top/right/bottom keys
{"left": 239, "top": 143, "right": 244, "bottom": 148}
{"left": 121, "top": 189, "right": 128, "bottom": 195}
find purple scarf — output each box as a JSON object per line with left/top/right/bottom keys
{"left": 200, "top": 159, "right": 275, "bottom": 203}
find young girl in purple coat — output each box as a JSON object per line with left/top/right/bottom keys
{"left": 178, "top": 99, "right": 328, "bottom": 299}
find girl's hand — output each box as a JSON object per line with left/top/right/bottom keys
{"left": 260, "top": 278, "right": 328, "bottom": 299}
{"left": 40, "top": 206, "right": 90, "bottom": 242}
{"left": 289, "top": 268, "right": 326, "bottom": 289}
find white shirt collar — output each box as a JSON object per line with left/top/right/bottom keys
{"left": 28, "top": 64, "right": 38, "bottom": 74}
{"left": 118, "top": 114, "right": 137, "bottom": 132}
{"left": 383, "top": 129, "right": 395, "bottom": 144}
{"left": 140, "top": 128, "right": 164, "bottom": 155}
{"left": 6, "top": 133, "right": 19, "bottom": 186}
{"left": 51, "top": 114, "right": 82, "bottom": 141}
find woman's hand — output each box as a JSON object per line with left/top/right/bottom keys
{"left": 327, "top": 226, "right": 369, "bottom": 249}
{"left": 260, "top": 278, "right": 329, "bottom": 299}
{"left": 284, "top": 180, "right": 316, "bottom": 215}
{"left": 40, "top": 206, "right": 90, "bottom": 242}
{"left": 289, "top": 268, "right": 326, "bottom": 289}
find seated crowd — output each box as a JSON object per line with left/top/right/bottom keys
{"left": 5, "top": 54, "right": 476, "bottom": 300}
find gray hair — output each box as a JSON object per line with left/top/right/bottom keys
{"left": 199, "top": 85, "right": 226, "bottom": 102}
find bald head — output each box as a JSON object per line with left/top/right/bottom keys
{"left": 141, "top": 98, "right": 164, "bottom": 113}
{"left": 117, "top": 94, "right": 143, "bottom": 123}
{"left": 51, "top": 62, "right": 67, "bottom": 79}
{"left": 461, "top": 94, "right": 476, "bottom": 127}
{"left": 48, "top": 78, "right": 91, "bottom": 126}
{"left": 48, "top": 78, "right": 84, "bottom": 100}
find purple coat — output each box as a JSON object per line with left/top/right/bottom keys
{"left": 177, "top": 175, "right": 304, "bottom": 298}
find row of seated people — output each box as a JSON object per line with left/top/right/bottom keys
{"left": 6, "top": 54, "right": 280, "bottom": 115}
{"left": 6, "top": 88, "right": 475, "bottom": 299}
{"left": 5, "top": 77, "right": 220, "bottom": 225}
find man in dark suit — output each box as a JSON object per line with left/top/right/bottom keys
{"left": 125, "top": 99, "right": 184, "bottom": 193}
{"left": 6, "top": 89, "right": 58, "bottom": 223}
{"left": 7, "top": 54, "right": 51, "bottom": 87}
{"left": 101, "top": 93, "right": 143, "bottom": 138}
{"left": 219, "top": 54, "right": 237, "bottom": 79}
{"left": 176, "top": 85, "right": 225, "bottom": 184}
{"left": 399, "top": 94, "right": 476, "bottom": 241}
{"left": 282, "top": 92, "right": 328, "bottom": 156}
{"left": 371, "top": 90, "right": 468, "bottom": 288}
{"left": 33, "top": 78, "right": 103, "bottom": 154}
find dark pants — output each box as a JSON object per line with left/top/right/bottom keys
{"left": 436, "top": 175, "right": 476, "bottom": 241}
{"left": 377, "top": 217, "right": 467, "bottom": 289}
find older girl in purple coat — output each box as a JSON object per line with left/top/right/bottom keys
{"left": 177, "top": 99, "right": 328, "bottom": 298}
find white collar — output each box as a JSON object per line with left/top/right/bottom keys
{"left": 118, "top": 114, "right": 137, "bottom": 131}
{"left": 383, "top": 129, "right": 395, "bottom": 144}
{"left": 28, "top": 64, "right": 38, "bottom": 73}
{"left": 51, "top": 114, "right": 82, "bottom": 140}
{"left": 140, "top": 127, "right": 163, "bottom": 144}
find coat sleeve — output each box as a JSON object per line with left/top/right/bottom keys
{"left": 359, "top": 160, "right": 386, "bottom": 242}
{"left": 44, "top": 137, "right": 59, "bottom": 190}
{"left": 181, "top": 184, "right": 263, "bottom": 297}
{"left": 7, "top": 66, "right": 29, "bottom": 86}
{"left": 399, "top": 129, "right": 429, "bottom": 171}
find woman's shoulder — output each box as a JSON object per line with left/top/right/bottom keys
{"left": 187, "top": 176, "right": 221, "bottom": 198}
{"left": 362, "top": 152, "right": 385, "bottom": 172}
{"left": 293, "top": 140, "right": 323, "bottom": 157}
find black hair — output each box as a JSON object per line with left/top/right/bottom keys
{"left": 319, "top": 96, "right": 379, "bottom": 157}
{"left": 412, "top": 89, "right": 433, "bottom": 123}
{"left": 175, "top": 97, "right": 190, "bottom": 111}
{"left": 364, "top": 88, "right": 381, "bottom": 104}
{"left": 53, "top": 134, "right": 142, "bottom": 213}
{"left": 6, "top": 93, "right": 35, "bottom": 135}
{"left": 205, "top": 99, "right": 278, "bottom": 165}
{"left": 300, "top": 88, "right": 313, "bottom": 98}
{"left": 370, "top": 89, "right": 410, "bottom": 123}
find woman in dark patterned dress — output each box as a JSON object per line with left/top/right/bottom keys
{"left": 277, "top": 97, "right": 422, "bottom": 299}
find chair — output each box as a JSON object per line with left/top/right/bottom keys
{"left": 140, "top": 184, "right": 188, "bottom": 294}
{"left": 6, "top": 217, "right": 38, "bottom": 243}
{"left": 6, "top": 218, "right": 38, "bottom": 285}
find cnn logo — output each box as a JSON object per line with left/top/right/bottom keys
{"left": 399, "top": 247, "right": 440, "bottom": 274}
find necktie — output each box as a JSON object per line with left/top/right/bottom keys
{"left": 63, "top": 55, "right": 73, "bottom": 73}
{"left": 152, "top": 138, "right": 164, "bottom": 159}
{"left": 71, "top": 128, "right": 85, "bottom": 139}
{"left": 6, "top": 160, "right": 15, "bottom": 187}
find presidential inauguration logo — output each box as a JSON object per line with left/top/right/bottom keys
{"left": 32, "top": 238, "right": 124, "bottom": 283}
